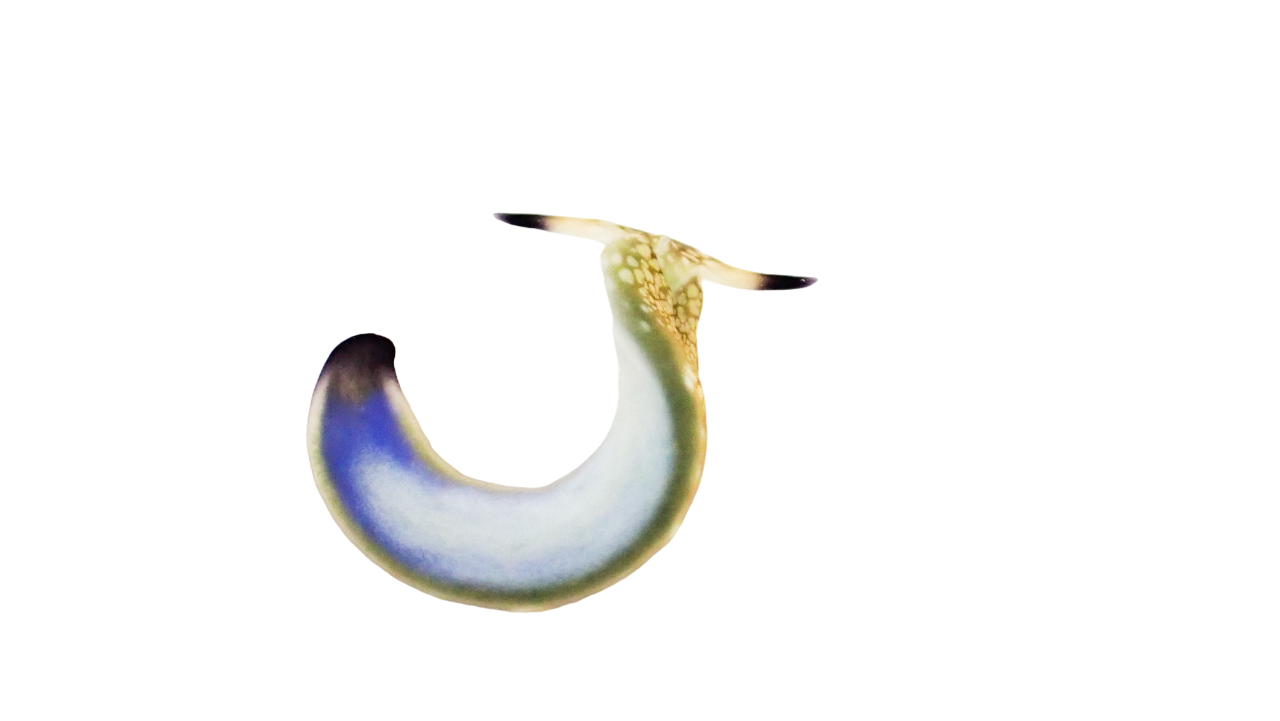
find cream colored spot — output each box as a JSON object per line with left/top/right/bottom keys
{"left": 636, "top": 244, "right": 652, "bottom": 259}
{"left": 627, "top": 256, "right": 640, "bottom": 267}
{"left": 618, "top": 268, "right": 634, "bottom": 283}
{"left": 638, "top": 320, "right": 651, "bottom": 332}
{"left": 611, "top": 252, "right": 623, "bottom": 266}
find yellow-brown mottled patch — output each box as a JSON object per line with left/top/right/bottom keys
{"left": 614, "top": 235, "right": 705, "bottom": 371}
{"left": 624, "top": 244, "right": 706, "bottom": 371}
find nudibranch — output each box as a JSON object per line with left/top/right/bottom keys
{"left": 307, "top": 214, "right": 815, "bottom": 611}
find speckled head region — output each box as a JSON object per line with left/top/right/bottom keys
{"left": 601, "top": 235, "right": 705, "bottom": 371}
{"left": 321, "top": 333, "right": 397, "bottom": 403}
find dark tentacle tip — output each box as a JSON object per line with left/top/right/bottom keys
{"left": 494, "top": 213, "right": 550, "bottom": 230}
{"left": 757, "top": 274, "right": 818, "bottom": 290}
{"left": 322, "top": 333, "right": 397, "bottom": 401}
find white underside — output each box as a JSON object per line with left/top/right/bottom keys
{"left": 352, "top": 324, "right": 675, "bottom": 591}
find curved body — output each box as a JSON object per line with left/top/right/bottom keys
{"left": 307, "top": 215, "right": 813, "bottom": 611}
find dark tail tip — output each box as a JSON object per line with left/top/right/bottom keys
{"left": 494, "top": 213, "right": 550, "bottom": 230}
{"left": 757, "top": 274, "right": 818, "bottom": 290}
{"left": 322, "top": 334, "right": 397, "bottom": 401}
